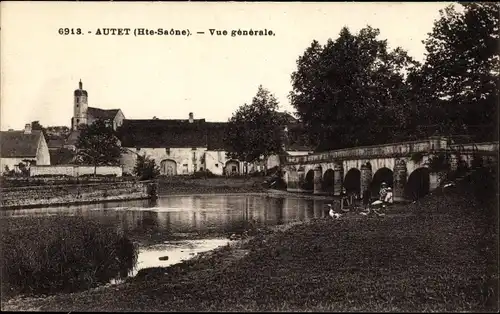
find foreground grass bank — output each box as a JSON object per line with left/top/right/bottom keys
{"left": 2, "top": 172, "right": 498, "bottom": 312}
{"left": 1, "top": 216, "right": 138, "bottom": 301}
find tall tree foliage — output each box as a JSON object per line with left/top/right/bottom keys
{"left": 414, "top": 3, "right": 499, "bottom": 141}
{"left": 224, "top": 86, "right": 287, "bottom": 168}
{"left": 290, "top": 27, "right": 418, "bottom": 151}
{"left": 76, "top": 119, "right": 122, "bottom": 166}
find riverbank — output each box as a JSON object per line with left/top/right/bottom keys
{"left": 157, "top": 176, "right": 267, "bottom": 195}
{"left": 3, "top": 174, "right": 497, "bottom": 312}
{"left": 0, "top": 180, "right": 157, "bottom": 210}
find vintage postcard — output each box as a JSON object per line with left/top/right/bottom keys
{"left": 1, "top": 1, "right": 498, "bottom": 312}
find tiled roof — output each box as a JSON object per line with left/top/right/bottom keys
{"left": 0, "top": 130, "right": 43, "bottom": 158}
{"left": 47, "top": 138, "right": 65, "bottom": 149}
{"left": 88, "top": 107, "right": 120, "bottom": 120}
{"left": 118, "top": 117, "right": 314, "bottom": 152}
{"left": 118, "top": 119, "right": 229, "bottom": 150}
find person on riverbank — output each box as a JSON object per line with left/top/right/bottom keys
{"left": 384, "top": 187, "right": 394, "bottom": 204}
{"left": 327, "top": 204, "right": 342, "bottom": 219}
{"left": 379, "top": 182, "right": 388, "bottom": 202}
{"left": 361, "top": 189, "right": 371, "bottom": 215}
{"left": 372, "top": 183, "right": 389, "bottom": 216}
{"left": 340, "top": 187, "right": 350, "bottom": 212}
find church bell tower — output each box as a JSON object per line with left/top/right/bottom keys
{"left": 71, "top": 79, "right": 88, "bottom": 130}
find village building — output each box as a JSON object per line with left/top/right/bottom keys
{"left": 0, "top": 123, "right": 51, "bottom": 173}
{"left": 119, "top": 112, "right": 312, "bottom": 176}
{"left": 119, "top": 114, "right": 234, "bottom": 175}
{"left": 52, "top": 80, "right": 313, "bottom": 175}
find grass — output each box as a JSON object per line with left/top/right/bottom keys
{"left": 0, "top": 216, "right": 138, "bottom": 301}
{"left": 2, "top": 168, "right": 498, "bottom": 312}
{"left": 157, "top": 176, "right": 266, "bottom": 195}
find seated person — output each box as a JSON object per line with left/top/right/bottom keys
{"left": 384, "top": 187, "right": 394, "bottom": 204}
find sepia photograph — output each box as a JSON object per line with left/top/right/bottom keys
{"left": 0, "top": 1, "right": 498, "bottom": 312}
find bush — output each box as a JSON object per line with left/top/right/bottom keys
{"left": 133, "top": 155, "right": 160, "bottom": 180}
{"left": 427, "top": 152, "right": 451, "bottom": 173}
{"left": 191, "top": 170, "right": 218, "bottom": 179}
{"left": 33, "top": 174, "right": 72, "bottom": 178}
{"left": 1, "top": 216, "right": 138, "bottom": 299}
{"left": 79, "top": 174, "right": 118, "bottom": 178}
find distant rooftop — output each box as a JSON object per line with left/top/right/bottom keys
{"left": 0, "top": 130, "right": 43, "bottom": 158}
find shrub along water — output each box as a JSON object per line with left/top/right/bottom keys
{"left": 1, "top": 215, "right": 138, "bottom": 300}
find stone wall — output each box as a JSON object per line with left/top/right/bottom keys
{"left": 0, "top": 180, "right": 156, "bottom": 209}
{"left": 204, "top": 150, "right": 229, "bottom": 175}
{"left": 30, "top": 165, "right": 123, "bottom": 177}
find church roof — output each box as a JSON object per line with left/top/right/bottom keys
{"left": 88, "top": 107, "right": 120, "bottom": 120}
{"left": 118, "top": 119, "right": 229, "bottom": 150}
{"left": 0, "top": 130, "right": 43, "bottom": 158}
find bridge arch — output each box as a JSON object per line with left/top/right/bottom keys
{"left": 371, "top": 167, "right": 393, "bottom": 196}
{"left": 160, "top": 159, "right": 177, "bottom": 176}
{"left": 405, "top": 167, "right": 430, "bottom": 201}
{"left": 344, "top": 168, "right": 361, "bottom": 196}
{"left": 302, "top": 169, "right": 315, "bottom": 191}
{"left": 322, "top": 168, "right": 334, "bottom": 193}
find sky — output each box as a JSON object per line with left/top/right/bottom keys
{"left": 1, "top": 1, "right": 453, "bottom": 131}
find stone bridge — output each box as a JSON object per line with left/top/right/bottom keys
{"left": 283, "top": 136, "right": 498, "bottom": 201}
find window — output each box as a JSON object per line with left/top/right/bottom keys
{"left": 232, "top": 166, "right": 237, "bottom": 172}
{"left": 76, "top": 119, "right": 80, "bottom": 123}
{"left": 200, "top": 167, "right": 204, "bottom": 171}
{"left": 166, "top": 148, "right": 170, "bottom": 155}
{"left": 136, "top": 148, "right": 141, "bottom": 151}
{"left": 192, "top": 152, "right": 196, "bottom": 159}
{"left": 215, "top": 164, "right": 219, "bottom": 167}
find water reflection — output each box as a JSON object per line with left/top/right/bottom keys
{"left": 2, "top": 195, "right": 337, "bottom": 239}
{"left": 3, "top": 195, "right": 340, "bottom": 282}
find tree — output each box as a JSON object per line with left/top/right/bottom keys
{"left": 415, "top": 3, "right": 499, "bottom": 141}
{"left": 133, "top": 155, "right": 160, "bottom": 180}
{"left": 75, "top": 119, "right": 123, "bottom": 169}
{"left": 223, "top": 85, "right": 287, "bottom": 174}
{"left": 289, "top": 26, "right": 419, "bottom": 151}
{"left": 50, "top": 148, "right": 77, "bottom": 165}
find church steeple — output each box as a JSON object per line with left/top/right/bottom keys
{"left": 72, "top": 79, "right": 89, "bottom": 130}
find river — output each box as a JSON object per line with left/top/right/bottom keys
{"left": 1, "top": 193, "right": 336, "bottom": 279}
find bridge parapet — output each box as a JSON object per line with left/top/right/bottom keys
{"left": 286, "top": 138, "right": 499, "bottom": 165}
{"left": 287, "top": 139, "right": 434, "bottom": 165}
